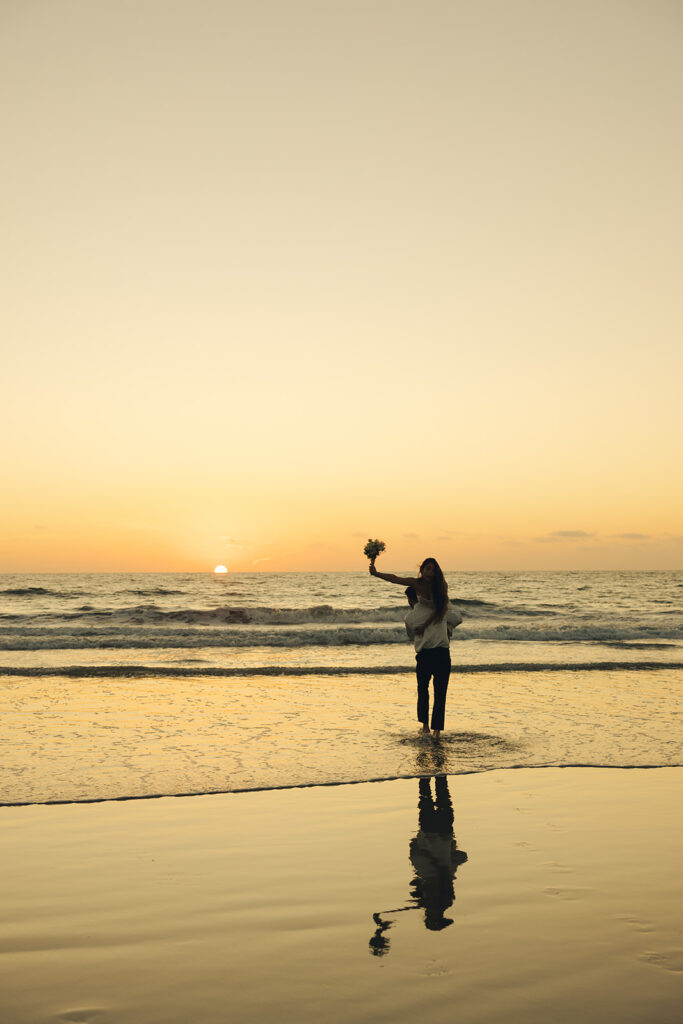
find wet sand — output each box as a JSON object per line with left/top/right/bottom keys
{"left": 1, "top": 768, "right": 681, "bottom": 1024}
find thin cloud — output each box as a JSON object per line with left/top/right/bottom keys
{"left": 534, "top": 530, "right": 596, "bottom": 543}
{"left": 609, "top": 533, "right": 651, "bottom": 541}
{"left": 554, "top": 530, "right": 595, "bottom": 538}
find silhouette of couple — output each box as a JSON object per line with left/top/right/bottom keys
{"left": 370, "top": 556, "right": 462, "bottom": 740}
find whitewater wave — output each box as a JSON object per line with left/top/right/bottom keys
{"left": 1, "top": 621, "right": 682, "bottom": 650}
{"left": 0, "top": 601, "right": 442, "bottom": 625}
{"left": 0, "top": 598, "right": 502, "bottom": 623}
{"left": 4, "top": 598, "right": 681, "bottom": 631}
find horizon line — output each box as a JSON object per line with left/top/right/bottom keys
{"left": 1, "top": 567, "right": 681, "bottom": 575}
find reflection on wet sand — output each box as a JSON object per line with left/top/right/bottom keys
{"left": 370, "top": 776, "right": 468, "bottom": 956}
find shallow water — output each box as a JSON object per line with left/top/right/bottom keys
{"left": 1, "top": 665, "right": 681, "bottom": 804}
{"left": 1, "top": 571, "right": 681, "bottom": 803}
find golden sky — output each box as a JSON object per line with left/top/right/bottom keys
{"left": 2, "top": 0, "right": 682, "bottom": 572}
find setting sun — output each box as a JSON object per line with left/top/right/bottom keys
{"left": 213, "top": 565, "right": 228, "bottom": 574}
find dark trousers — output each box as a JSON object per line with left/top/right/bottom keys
{"left": 416, "top": 647, "right": 451, "bottom": 731}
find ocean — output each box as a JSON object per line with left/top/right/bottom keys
{"left": 1, "top": 570, "right": 681, "bottom": 804}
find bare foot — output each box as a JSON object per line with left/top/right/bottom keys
{"left": 432, "top": 729, "right": 441, "bottom": 741}
{"left": 420, "top": 725, "right": 430, "bottom": 735}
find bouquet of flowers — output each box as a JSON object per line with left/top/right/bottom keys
{"left": 363, "top": 538, "right": 386, "bottom": 563}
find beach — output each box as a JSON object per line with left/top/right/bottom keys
{"left": 1, "top": 570, "right": 682, "bottom": 1021}
{"left": 1, "top": 768, "right": 682, "bottom": 1024}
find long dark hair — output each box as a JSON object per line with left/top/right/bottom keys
{"left": 419, "top": 557, "right": 448, "bottom": 621}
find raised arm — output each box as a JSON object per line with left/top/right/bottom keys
{"left": 369, "top": 564, "right": 420, "bottom": 588}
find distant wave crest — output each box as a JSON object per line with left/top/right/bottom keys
{"left": 121, "top": 588, "right": 186, "bottom": 597}
{"left": 2, "top": 660, "right": 682, "bottom": 678}
{"left": 1, "top": 587, "right": 55, "bottom": 597}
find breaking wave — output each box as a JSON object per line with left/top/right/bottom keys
{"left": 2, "top": 660, "right": 682, "bottom": 679}
{"left": 1, "top": 621, "right": 682, "bottom": 650}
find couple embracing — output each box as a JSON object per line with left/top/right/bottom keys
{"left": 369, "top": 557, "right": 462, "bottom": 740}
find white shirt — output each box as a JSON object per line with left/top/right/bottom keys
{"left": 404, "top": 599, "right": 463, "bottom": 653}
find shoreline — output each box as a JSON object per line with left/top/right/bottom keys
{"left": 2, "top": 761, "right": 682, "bottom": 809}
{"left": 2, "top": 767, "right": 681, "bottom": 1023}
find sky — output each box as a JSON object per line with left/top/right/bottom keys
{"left": 2, "top": 0, "right": 682, "bottom": 572}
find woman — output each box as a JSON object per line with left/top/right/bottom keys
{"left": 369, "top": 557, "right": 457, "bottom": 739}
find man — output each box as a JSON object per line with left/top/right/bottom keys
{"left": 404, "top": 586, "right": 462, "bottom": 740}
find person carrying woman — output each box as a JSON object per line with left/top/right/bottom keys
{"left": 369, "top": 557, "right": 461, "bottom": 740}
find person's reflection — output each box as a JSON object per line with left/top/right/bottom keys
{"left": 410, "top": 776, "right": 468, "bottom": 930}
{"left": 369, "top": 776, "right": 468, "bottom": 956}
